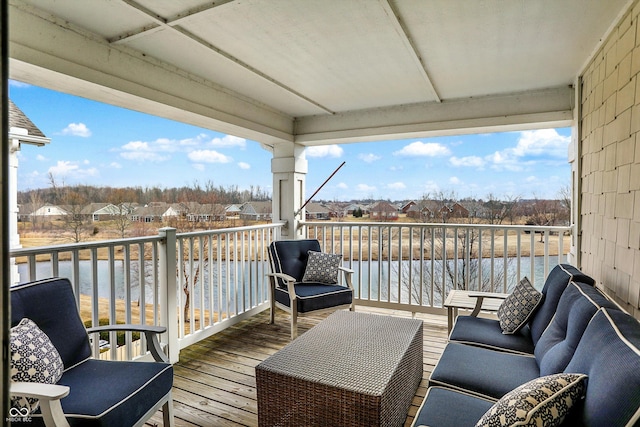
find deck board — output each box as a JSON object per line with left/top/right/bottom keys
{"left": 147, "top": 307, "right": 449, "bottom": 427}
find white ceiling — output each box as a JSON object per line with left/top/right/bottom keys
{"left": 8, "top": 0, "right": 633, "bottom": 145}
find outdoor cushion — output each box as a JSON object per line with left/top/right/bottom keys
{"left": 29, "top": 358, "right": 174, "bottom": 427}
{"left": 302, "top": 251, "right": 341, "bottom": 283}
{"left": 529, "top": 264, "right": 594, "bottom": 345}
{"left": 497, "top": 277, "right": 542, "bottom": 334}
{"left": 412, "top": 386, "right": 494, "bottom": 427}
{"left": 562, "top": 308, "right": 640, "bottom": 427}
{"left": 11, "top": 277, "right": 91, "bottom": 368}
{"left": 269, "top": 239, "right": 321, "bottom": 287}
{"left": 429, "top": 342, "right": 540, "bottom": 400}
{"left": 475, "top": 373, "right": 587, "bottom": 427}
{"left": 274, "top": 283, "right": 352, "bottom": 313}
{"left": 10, "top": 318, "right": 64, "bottom": 413}
{"left": 534, "top": 281, "right": 619, "bottom": 376}
{"left": 448, "top": 264, "right": 594, "bottom": 354}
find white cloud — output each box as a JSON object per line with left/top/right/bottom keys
{"left": 61, "top": 123, "right": 92, "bottom": 137}
{"left": 238, "top": 162, "right": 251, "bottom": 169}
{"left": 110, "top": 162, "right": 122, "bottom": 169}
{"left": 513, "top": 129, "right": 569, "bottom": 158}
{"left": 188, "top": 150, "right": 232, "bottom": 163}
{"left": 337, "top": 182, "right": 348, "bottom": 189}
{"left": 449, "top": 176, "right": 463, "bottom": 185}
{"left": 210, "top": 135, "right": 246, "bottom": 148}
{"left": 356, "top": 183, "right": 376, "bottom": 192}
{"left": 48, "top": 160, "right": 98, "bottom": 179}
{"left": 449, "top": 156, "right": 485, "bottom": 168}
{"left": 36, "top": 154, "right": 48, "bottom": 161}
{"left": 306, "top": 145, "right": 344, "bottom": 158}
{"left": 358, "top": 153, "right": 381, "bottom": 163}
{"left": 9, "top": 80, "right": 30, "bottom": 88}
{"left": 393, "top": 141, "right": 451, "bottom": 157}
{"left": 386, "top": 182, "right": 406, "bottom": 190}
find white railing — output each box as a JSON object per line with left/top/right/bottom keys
{"left": 10, "top": 221, "right": 571, "bottom": 361}
{"left": 10, "top": 223, "right": 284, "bottom": 363}
{"left": 303, "top": 221, "right": 571, "bottom": 315}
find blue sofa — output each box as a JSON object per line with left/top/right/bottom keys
{"left": 413, "top": 269, "right": 640, "bottom": 426}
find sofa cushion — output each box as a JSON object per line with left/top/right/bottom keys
{"left": 10, "top": 318, "right": 64, "bottom": 413}
{"left": 10, "top": 277, "right": 91, "bottom": 369}
{"left": 449, "top": 316, "right": 535, "bottom": 354}
{"left": 534, "top": 281, "right": 619, "bottom": 376}
{"left": 529, "top": 264, "right": 594, "bottom": 345}
{"left": 302, "top": 251, "right": 341, "bottom": 284}
{"left": 429, "top": 342, "right": 540, "bottom": 400}
{"left": 412, "top": 386, "right": 494, "bottom": 427}
{"left": 274, "top": 283, "right": 352, "bottom": 313}
{"left": 475, "top": 373, "right": 587, "bottom": 427}
{"left": 497, "top": 277, "right": 542, "bottom": 334}
{"left": 563, "top": 308, "right": 640, "bottom": 427}
{"left": 269, "top": 239, "right": 322, "bottom": 286}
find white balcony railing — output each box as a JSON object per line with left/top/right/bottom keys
{"left": 303, "top": 221, "right": 571, "bottom": 315}
{"left": 10, "top": 221, "right": 570, "bottom": 362}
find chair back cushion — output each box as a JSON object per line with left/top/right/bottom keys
{"left": 534, "top": 281, "right": 618, "bottom": 376}
{"left": 268, "top": 239, "right": 322, "bottom": 286}
{"left": 563, "top": 308, "right": 640, "bottom": 426}
{"left": 529, "top": 264, "right": 594, "bottom": 345}
{"left": 10, "top": 277, "right": 92, "bottom": 369}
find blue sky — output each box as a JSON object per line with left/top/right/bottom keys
{"left": 9, "top": 80, "right": 571, "bottom": 201}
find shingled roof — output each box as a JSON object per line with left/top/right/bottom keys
{"left": 9, "top": 99, "right": 47, "bottom": 138}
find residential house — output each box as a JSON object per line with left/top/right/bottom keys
{"left": 305, "top": 202, "right": 331, "bottom": 220}
{"left": 240, "top": 201, "right": 272, "bottom": 221}
{"left": 369, "top": 201, "right": 399, "bottom": 221}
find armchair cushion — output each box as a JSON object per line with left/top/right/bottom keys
{"left": 497, "top": 277, "right": 542, "bottom": 334}
{"left": 51, "top": 358, "right": 173, "bottom": 427}
{"left": 10, "top": 318, "right": 64, "bottom": 413}
{"left": 475, "top": 373, "right": 587, "bottom": 427}
{"left": 274, "top": 283, "right": 352, "bottom": 313}
{"left": 302, "top": 251, "right": 341, "bottom": 284}
{"left": 269, "top": 239, "right": 322, "bottom": 287}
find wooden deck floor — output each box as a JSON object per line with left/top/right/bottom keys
{"left": 148, "top": 307, "right": 449, "bottom": 427}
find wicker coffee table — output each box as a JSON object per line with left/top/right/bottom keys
{"left": 255, "top": 310, "right": 423, "bottom": 427}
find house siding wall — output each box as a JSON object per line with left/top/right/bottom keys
{"left": 580, "top": 0, "right": 640, "bottom": 319}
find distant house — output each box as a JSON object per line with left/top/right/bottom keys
{"left": 30, "top": 205, "right": 68, "bottom": 221}
{"left": 305, "top": 202, "right": 331, "bottom": 220}
{"left": 240, "top": 201, "right": 272, "bottom": 220}
{"left": 369, "top": 201, "right": 398, "bottom": 220}
{"left": 130, "top": 205, "right": 166, "bottom": 223}
{"left": 401, "top": 201, "right": 416, "bottom": 214}
{"left": 225, "top": 204, "right": 242, "bottom": 217}
{"left": 80, "top": 203, "right": 123, "bottom": 222}
{"left": 186, "top": 203, "right": 226, "bottom": 222}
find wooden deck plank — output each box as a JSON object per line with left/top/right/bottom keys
{"left": 147, "top": 307, "right": 448, "bottom": 427}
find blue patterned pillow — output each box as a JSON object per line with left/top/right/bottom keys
{"left": 302, "top": 251, "right": 342, "bottom": 284}
{"left": 10, "top": 318, "right": 64, "bottom": 414}
{"left": 475, "top": 373, "right": 587, "bottom": 427}
{"left": 497, "top": 277, "right": 543, "bottom": 334}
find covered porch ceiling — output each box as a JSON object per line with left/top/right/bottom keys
{"left": 8, "top": 0, "right": 632, "bottom": 146}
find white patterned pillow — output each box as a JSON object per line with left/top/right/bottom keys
{"left": 302, "top": 251, "right": 342, "bottom": 284}
{"left": 497, "top": 277, "right": 543, "bottom": 334}
{"left": 10, "top": 318, "right": 64, "bottom": 414}
{"left": 475, "top": 373, "right": 587, "bottom": 427}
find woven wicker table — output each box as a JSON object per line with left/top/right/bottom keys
{"left": 255, "top": 310, "right": 423, "bottom": 427}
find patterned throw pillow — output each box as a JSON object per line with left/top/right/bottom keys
{"left": 475, "top": 373, "right": 587, "bottom": 427}
{"left": 10, "top": 318, "right": 64, "bottom": 414}
{"left": 497, "top": 277, "right": 543, "bottom": 334}
{"left": 302, "top": 251, "right": 342, "bottom": 284}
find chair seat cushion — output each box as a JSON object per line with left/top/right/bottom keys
{"left": 37, "top": 359, "right": 173, "bottom": 427}
{"left": 429, "top": 342, "right": 540, "bottom": 400}
{"left": 449, "top": 316, "right": 535, "bottom": 354}
{"left": 275, "top": 283, "right": 352, "bottom": 313}
{"left": 413, "top": 386, "right": 494, "bottom": 427}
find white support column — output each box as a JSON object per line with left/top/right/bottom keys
{"left": 158, "top": 227, "right": 179, "bottom": 363}
{"left": 271, "top": 143, "right": 307, "bottom": 239}
{"left": 568, "top": 79, "right": 581, "bottom": 266}
{"left": 9, "top": 137, "right": 20, "bottom": 285}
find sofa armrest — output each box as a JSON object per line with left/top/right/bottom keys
{"left": 10, "top": 382, "right": 70, "bottom": 427}
{"left": 466, "top": 292, "right": 509, "bottom": 317}
{"left": 338, "top": 266, "right": 354, "bottom": 290}
{"left": 86, "top": 324, "right": 168, "bottom": 363}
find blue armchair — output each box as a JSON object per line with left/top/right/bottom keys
{"left": 9, "top": 277, "right": 174, "bottom": 427}
{"left": 267, "top": 239, "right": 354, "bottom": 339}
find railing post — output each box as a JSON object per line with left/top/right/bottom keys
{"left": 158, "top": 227, "right": 179, "bottom": 363}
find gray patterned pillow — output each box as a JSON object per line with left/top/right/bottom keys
{"left": 497, "top": 277, "right": 543, "bottom": 334}
{"left": 475, "top": 373, "right": 587, "bottom": 427}
{"left": 10, "top": 318, "right": 64, "bottom": 414}
{"left": 302, "top": 251, "right": 342, "bottom": 284}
